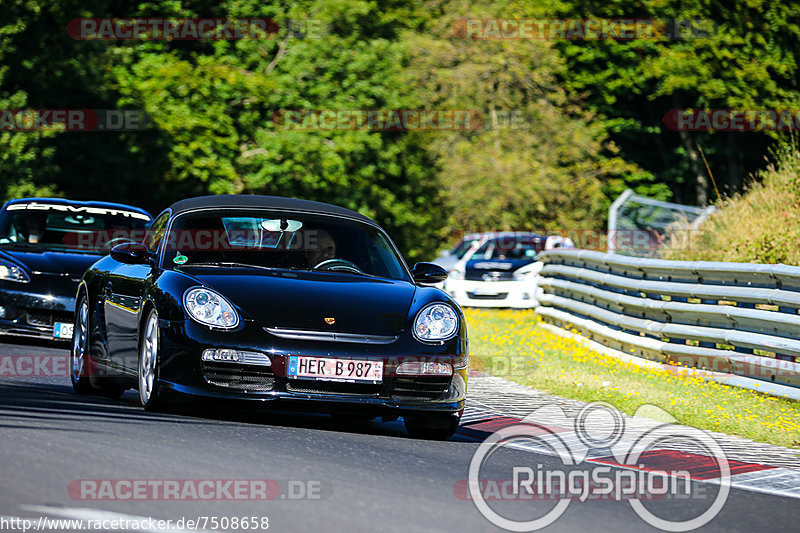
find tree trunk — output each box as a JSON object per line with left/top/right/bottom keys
{"left": 680, "top": 129, "right": 707, "bottom": 206}
{"left": 727, "top": 135, "right": 742, "bottom": 194}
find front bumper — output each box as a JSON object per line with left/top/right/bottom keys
{"left": 0, "top": 279, "right": 75, "bottom": 341}
{"left": 154, "top": 319, "right": 468, "bottom": 417}
{"left": 444, "top": 278, "right": 538, "bottom": 308}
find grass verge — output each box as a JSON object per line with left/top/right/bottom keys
{"left": 467, "top": 308, "right": 800, "bottom": 449}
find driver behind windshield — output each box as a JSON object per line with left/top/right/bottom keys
{"left": 303, "top": 228, "right": 336, "bottom": 268}
{"left": 15, "top": 214, "right": 47, "bottom": 244}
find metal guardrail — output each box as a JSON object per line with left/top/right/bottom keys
{"left": 536, "top": 250, "right": 800, "bottom": 389}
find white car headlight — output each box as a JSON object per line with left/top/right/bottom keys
{"left": 0, "top": 259, "right": 30, "bottom": 283}
{"left": 183, "top": 287, "right": 239, "bottom": 329}
{"left": 513, "top": 261, "right": 543, "bottom": 281}
{"left": 413, "top": 303, "right": 459, "bottom": 342}
{"left": 513, "top": 269, "right": 533, "bottom": 281}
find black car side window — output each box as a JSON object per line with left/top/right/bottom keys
{"left": 143, "top": 212, "right": 170, "bottom": 253}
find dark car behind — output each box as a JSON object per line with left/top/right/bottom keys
{"left": 0, "top": 198, "right": 151, "bottom": 341}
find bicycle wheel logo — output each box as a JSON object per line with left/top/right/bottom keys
{"left": 467, "top": 402, "right": 730, "bottom": 531}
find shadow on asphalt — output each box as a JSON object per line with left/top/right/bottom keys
{"left": 0, "top": 334, "right": 71, "bottom": 353}
{"left": 0, "top": 379, "right": 475, "bottom": 442}
{"left": 0, "top": 336, "right": 474, "bottom": 441}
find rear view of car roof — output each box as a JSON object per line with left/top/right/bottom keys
{"left": 4, "top": 197, "right": 151, "bottom": 219}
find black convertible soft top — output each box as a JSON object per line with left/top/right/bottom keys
{"left": 168, "top": 195, "right": 377, "bottom": 226}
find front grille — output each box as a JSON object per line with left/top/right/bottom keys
{"left": 26, "top": 312, "right": 52, "bottom": 326}
{"left": 286, "top": 380, "right": 382, "bottom": 396}
{"left": 465, "top": 271, "right": 514, "bottom": 281}
{"left": 467, "top": 292, "right": 509, "bottom": 300}
{"left": 265, "top": 327, "right": 398, "bottom": 345}
{"left": 25, "top": 311, "right": 72, "bottom": 327}
{"left": 389, "top": 377, "right": 451, "bottom": 400}
{"left": 202, "top": 362, "right": 275, "bottom": 392}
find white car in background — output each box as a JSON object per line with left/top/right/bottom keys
{"left": 431, "top": 231, "right": 525, "bottom": 289}
{"left": 444, "top": 234, "right": 573, "bottom": 308}
{"left": 431, "top": 232, "right": 499, "bottom": 272}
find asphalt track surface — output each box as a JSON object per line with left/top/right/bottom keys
{"left": 1, "top": 339, "right": 798, "bottom": 532}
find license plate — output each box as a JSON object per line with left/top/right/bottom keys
{"left": 54, "top": 322, "right": 74, "bottom": 339}
{"left": 472, "top": 288, "right": 500, "bottom": 296}
{"left": 287, "top": 356, "right": 383, "bottom": 383}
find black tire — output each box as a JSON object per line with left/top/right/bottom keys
{"left": 70, "top": 296, "right": 93, "bottom": 394}
{"left": 404, "top": 413, "right": 461, "bottom": 440}
{"left": 138, "top": 308, "right": 165, "bottom": 411}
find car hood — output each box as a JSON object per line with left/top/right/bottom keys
{"left": 183, "top": 268, "right": 416, "bottom": 336}
{"left": 0, "top": 248, "right": 102, "bottom": 278}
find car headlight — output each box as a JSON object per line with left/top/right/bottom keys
{"left": 183, "top": 287, "right": 239, "bottom": 329}
{"left": 512, "top": 262, "right": 542, "bottom": 281}
{"left": 0, "top": 259, "right": 30, "bottom": 283}
{"left": 513, "top": 269, "right": 533, "bottom": 281}
{"left": 413, "top": 303, "right": 459, "bottom": 342}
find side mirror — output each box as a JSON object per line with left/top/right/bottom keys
{"left": 110, "top": 242, "right": 152, "bottom": 265}
{"left": 411, "top": 262, "right": 448, "bottom": 284}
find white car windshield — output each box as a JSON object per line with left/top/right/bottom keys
{"left": 472, "top": 236, "right": 544, "bottom": 261}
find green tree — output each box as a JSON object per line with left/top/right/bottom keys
{"left": 401, "top": 0, "right": 640, "bottom": 239}
{"left": 0, "top": 1, "right": 60, "bottom": 199}
{"left": 552, "top": 0, "right": 800, "bottom": 205}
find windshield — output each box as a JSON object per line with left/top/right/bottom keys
{"left": 471, "top": 236, "right": 544, "bottom": 261}
{"left": 451, "top": 238, "right": 480, "bottom": 259}
{"left": 163, "top": 209, "right": 410, "bottom": 281}
{"left": 0, "top": 202, "right": 151, "bottom": 252}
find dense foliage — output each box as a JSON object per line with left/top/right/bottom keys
{"left": 1, "top": 0, "right": 799, "bottom": 260}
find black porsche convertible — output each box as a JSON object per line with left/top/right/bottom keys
{"left": 72, "top": 195, "right": 467, "bottom": 439}
{"left": 0, "top": 198, "right": 152, "bottom": 341}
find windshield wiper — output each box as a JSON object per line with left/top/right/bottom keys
{"left": 287, "top": 266, "right": 380, "bottom": 278}
{"left": 335, "top": 270, "right": 378, "bottom": 278}
{"left": 179, "top": 262, "right": 278, "bottom": 272}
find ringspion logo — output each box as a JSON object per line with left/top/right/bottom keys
{"left": 466, "top": 402, "right": 730, "bottom": 531}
